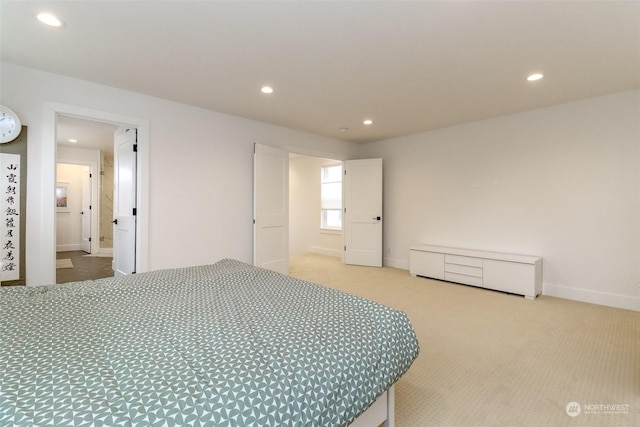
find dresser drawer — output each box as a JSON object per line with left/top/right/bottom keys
{"left": 445, "top": 272, "right": 483, "bottom": 287}
{"left": 445, "top": 263, "right": 482, "bottom": 278}
{"left": 445, "top": 254, "right": 483, "bottom": 268}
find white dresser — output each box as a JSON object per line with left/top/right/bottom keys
{"left": 409, "top": 245, "right": 542, "bottom": 299}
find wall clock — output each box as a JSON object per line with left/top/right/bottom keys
{"left": 0, "top": 105, "right": 22, "bottom": 144}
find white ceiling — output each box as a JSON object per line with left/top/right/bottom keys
{"left": 2, "top": 1, "right": 639, "bottom": 144}
{"left": 56, "top": 115, "right": 118, "bottom": 153}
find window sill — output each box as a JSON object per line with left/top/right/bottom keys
{"left": 320, "top": 228, "right": 342, "bottom": 235}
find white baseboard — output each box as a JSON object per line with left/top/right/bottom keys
{"left": 98, "top": 248, "right": 113, "bottom": 255}
{"left": 384, "top": 257, "right": 409, "bottom": 270}
{"left": 309, "top": 246, "right": 342, "bottom": 258}
{"left": 56, "top": 244, "right": 82, "bottom": 252}
{"left": 543, "top": 283, "right": 640, "bottom": 312}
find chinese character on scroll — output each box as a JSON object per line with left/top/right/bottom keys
{"left": 1, "top": 153, "right": 20, "bottom": 281}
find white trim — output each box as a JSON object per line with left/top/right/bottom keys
{"left": 384, "top": 257, "right": 409, "bottom": 270}
{"left": 56, "top": 244, "right": 82, "bottom": 252}
{"left": 35, "top": 102, "right": 149, "bottom": 286}
{"left": 319, "top": 228, "right": 342, "bottom": 235}
{"left": 543, "top": 282, "right": 640, "bottom": 312}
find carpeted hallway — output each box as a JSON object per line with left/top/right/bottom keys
{"left": 289, "top": 253, "right": 639, "bottom": 427}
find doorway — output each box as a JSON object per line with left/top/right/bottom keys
{"left": 55, "top": 163, "right": 94, "bottom": 254}
{"left": 255, "top": 146, "right": 382, "bottom": 274}
{"left": 48, "top": 104, "right": 148, "bottom": 284}
{"left": 56, "top": 116, "right": 116, "bottom": 283}
{"left": 289, "top": 153, "right": 344, "bottom": 260}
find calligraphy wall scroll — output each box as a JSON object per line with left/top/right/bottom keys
{"left": 1, "top": 153, "right": 20, "bottom": 280}
{"left": 0, "top": 126, "right": 27, "bottom": 285}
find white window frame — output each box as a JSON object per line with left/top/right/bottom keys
{"left": 320, "top": 163, "right": 342, "bottom": 231}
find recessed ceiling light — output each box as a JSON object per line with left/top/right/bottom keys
{"left": 261, "top": 86, "right": 274, "bottom": 94}
{"left": 37, "top": 12, "right": 65, "bottom": 27}
{"left": 363, "top": 119, "right": 373, "bottom": 125}
{"left": 68, "top": 139, "right": 78, "bottom": 143}
{"left": 527, "top": 73, "right": 544, "bottom": 81}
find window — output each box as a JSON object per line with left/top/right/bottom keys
{"left": 321, "top": 164, "right": 342, "bottom": 230}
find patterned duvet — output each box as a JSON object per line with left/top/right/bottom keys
{"left": 0, "top": 259, "right": 419, "bottom": 426}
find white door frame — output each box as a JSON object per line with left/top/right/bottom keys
{"left": 80, "top": 166, "right": 92, "bottom": 253}
{"left": 38, "top": 101, "right": 149, "bottom": 286}
{"left": 55, "top": 159, "right": 99, "bottom": 256}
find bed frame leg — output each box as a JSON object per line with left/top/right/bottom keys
{"left": 383, "top": 384, "right": 395, "bottom": 427}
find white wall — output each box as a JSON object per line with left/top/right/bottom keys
{"left": 3, "top": 61, "right": 638, "bottom": 310}
{"left": 1, "top": 62, "right": 359, "bottom": 285}
{"left": 289, "top": 155, "right": 342, "bottom": 257}
{"left": 359, "top": 90, "right": 640, "bottom": 311}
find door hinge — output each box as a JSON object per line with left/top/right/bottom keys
{"left": 253, "top": 219, "right": 256, "bottom": 224}
{"left": 344, "top": 245, "right": 347, "bottom": 251}
{"left": 89, "top": 205, "right": 92, "bottom": 210}
{"left": 132, "top": 208, "right": 137, "bottom": 216}
{"left": 133, "top": 144, "right": 138, "bottom": 152}
{"left": 89, "top": 173, "right": 92, "bottom": 178}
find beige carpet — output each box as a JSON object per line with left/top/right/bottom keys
{"left": 289, "top": 253, "right": 639, "bottom": 427}
{"left": 56, "top": 258, "right": 73, "bottom": 269}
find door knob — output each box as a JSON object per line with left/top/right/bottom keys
{"left": 112, "top": 219, "right": 118, "bottom": 225}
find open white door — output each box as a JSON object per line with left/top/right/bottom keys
{"left": 113, "top": 127, "right": 137, "bottom": 276}
{"left": 253, "top": 144, "right": 289, "bottom": 274}
{"left": 343, "top": 158, "right": 383, "bottom": 267}
{"left": 80, "top": 166, "right": 92, "bottom": 253}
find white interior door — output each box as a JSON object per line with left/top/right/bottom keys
{"left": 113, "top": 127, "right": 137, "bottom": 276}
{"left": 81, "top": 166, "right": 92, "bottom": 253}
{"left": 253, "top": 143, "right": 289, "bottom": 274}
{"left": 343, "top": 158, "right": 383, "bottom": 267}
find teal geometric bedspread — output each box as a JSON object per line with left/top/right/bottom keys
{"left": 0, "top": 259, "right": 419, "bottom": 426}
